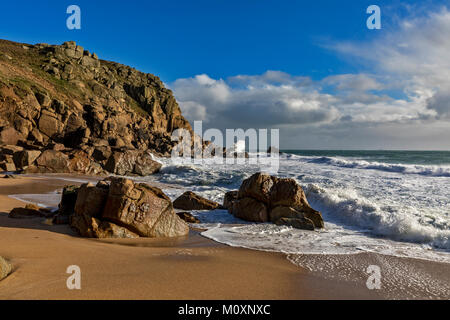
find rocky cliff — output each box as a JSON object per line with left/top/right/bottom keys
{"left": 0, "top": 39, "right": 193, "bottom": 175}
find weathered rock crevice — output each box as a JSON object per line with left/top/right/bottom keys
{"left": 0, "top": 39, "right": 193, "bottom": 175}
{"left": 224, "top": 173, "right": 324, "bottom": 230}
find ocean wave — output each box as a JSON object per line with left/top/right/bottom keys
{"left": 149, "top": 153, "right": 450, "bottom": 262}
{"left": 159, "top": 164, "right": 248, "bottom": 188}
{"left": 306, "top": 184, "right": 450, "bottom": 250}
{"left": 304, "top": 156, "right": 450, "bottom": 177}
{"left": 202, "top": 222, "right": 450, "bottom": 263}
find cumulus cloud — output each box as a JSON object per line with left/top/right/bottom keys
{"left": 169, "top": 7, "right": 450, "bottom": 148}
{"left": 331, "top": 7, "right": 450, "bottom": 121}
{"left": 170, "top": 72, "right": 339, "bottom": 129}
{"left": 322, "top": 74, "right": 384, "bottom": 92}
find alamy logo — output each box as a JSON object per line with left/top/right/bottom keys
{"left": 366, "top": 265, "right": 381, "bottom": 290}
{"left": 66, "top": 5, "right": 81, "bottom": 30}
{"left": 171, "top": 121, "right": 280, "bottom": 174}
{"left": 366, "top": 5, "right": 381, "bottom": 30}
{"left": 66, "top": 265, "right": 81, "bottom": 290}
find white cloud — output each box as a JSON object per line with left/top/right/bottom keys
{"left": 322, "top": 74, "right": 384, "bottom": 92}
{"left": 331, "top": 7, "right": 450, "bottom": 121}
{"left": 169, "top": 7, "right": 450, "bottom": 149}
{"left": 169, "top": 71, "right": 340, "bottom": 129}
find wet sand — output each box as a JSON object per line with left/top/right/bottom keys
{"left": 0, "top": 175, "right": 447, "bottom": 300}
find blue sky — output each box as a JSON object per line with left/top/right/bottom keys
{"left": 0, "top": 0, "right": 411, "bottom": 81}
{"left": 1, "top": 0, "right": 450, "bottom": 149}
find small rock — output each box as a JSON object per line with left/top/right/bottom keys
{"left": 0, "top": 256, "right": 12, "bottom": 281}
{"left": 173, "top": 191, "right": 221, "bottom": 211}
{"left": 9, "top": 204, "right": 46, "bottom": 219}
{"left": 2, "top": 174, "right": 18, "bottom": 179}
{"left": 176, "top": 212, "right": 200, "bottom": 224}
{"left": 275, "top": 217, "right": 315, "bottom": 231}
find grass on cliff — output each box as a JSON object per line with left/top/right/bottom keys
{"left": 127, "top": 97, "right": 150, "bottom": 117}
{"left": 0, "top": 75, "right": 38, "bottom": 99}
{"left": 27, "top": 61, "right": 85, "bottom": 100}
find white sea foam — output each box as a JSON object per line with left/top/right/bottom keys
{"left": 151, "top": 153, "right": 450, "bottom": 263}
{"left": 10, "top": 152, "right": 450, "bottom": 264}
{"left": 10, "top": 191, "right": 61, "bottom": 209}
{"left": 303, "top": 156, "right": 450, "bottom": 177}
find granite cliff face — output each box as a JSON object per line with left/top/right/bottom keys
{"left": 0, "top": 39, "right": 193, "bottom": 175}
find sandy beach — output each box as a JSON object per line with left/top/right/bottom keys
{"left": 0, "top": 175, "right": 448, "bottom": 300}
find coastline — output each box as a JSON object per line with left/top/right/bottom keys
{"left": 0, "top": 175, "right": 448, "bottom": 299}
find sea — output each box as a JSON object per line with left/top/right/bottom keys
{"left": 149, "top": 150, "right": 450, "bottom": 265}
{"left": 12, "top": 150, "right": 450, "bottom": 264}
{"left": 10, "top": 149, "right": 450, "bottom": 298}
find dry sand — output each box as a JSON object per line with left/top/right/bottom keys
{"left": 0, "top": 176, "right": 447, "bottom": 300}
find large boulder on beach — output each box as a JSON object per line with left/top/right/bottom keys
{"left": 68, "top": 178, "right": 188, "bottom": 238}
{"left": 232, "top": 197, "right": 269, "bottom": 222}
{"left": 173, "top": 191, "right": 221, "bottom": 211}
{"left": 102, "top": 178, "right": 189, "bottom": 237}
{"left": 105, "top": 150, "right": 162, "bottom": 176}
{"left": 238, "top": 173, "right": 275, "bottom": 204}
{"left": 270, "top": 178, "right": 324, "bottom": 228}
{"left": 231, "top": 173, "right": 324, "bottom": 230}
{"left": 71, "top": 214, "right": 139, "bottom": 239}
{"left": 223, "top": 190, "right": 238, "bottom": 212}
{"left": 74, "top": 183, "right": 109, "bottom": 218}
{"left": 70, "top": 181, "right": 130, "bottom": 237}
{"left": 0, "top": 256, "right": 12, "bottom": 281}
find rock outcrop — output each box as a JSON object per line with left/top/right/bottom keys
{"left": 104, "top": 150, "right": 161, "bottom": 176}
{"left": 232, "top": 197, "right": 269, "bottom": 222}
{"left": 102, "top": 178, "right": 189, "bottom": 237}
{"left": 176, "top": 212, "right": 201, "bottom": 224}
{"left": 0, "top": 256, "right": 11, "bottom": 281}
{"left": 223, "top": 190, "right": 238, "bottom": 212}
{"left": 52, "top": 185, "right": 79, "bottom": 224}
{"left": 0, "top": 39, "right": 192, "bottom": 175}
{"left": 57, "top": 178, "right": 189, "bottom": 239}
{"left": 9, "top": 203, "right": 51, "bottom": 219}
{"left": 173, "top": 191, "right": 221, "bottom": 210}
{"left": 230, "top": 173, "right": 324, "bottom": 230}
